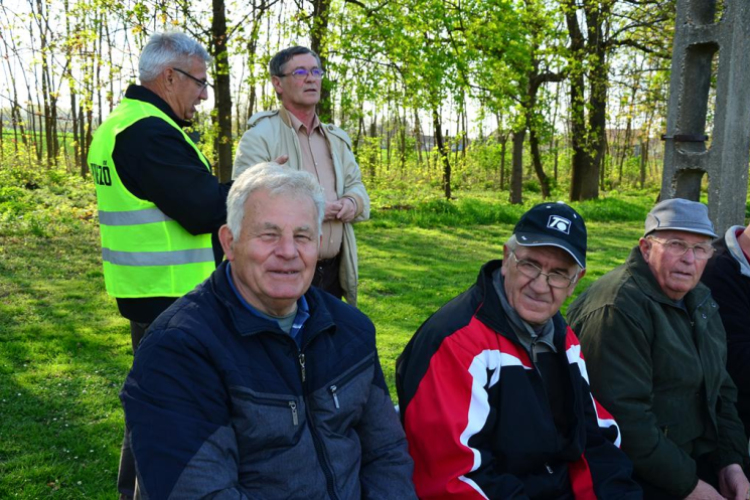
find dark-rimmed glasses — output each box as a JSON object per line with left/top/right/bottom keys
{"left": 172, "top": 67, "right": 212, "bottom": 90}
{"left": 509, "top": 250, "right": 577, "bottom": 289}
{"left": 647, "top": 236, "right": 715, "bottom": 260}
{"left": 278, "top": 68, "right": 325, "bottom": 80}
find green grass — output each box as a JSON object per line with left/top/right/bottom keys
{"left": 0, "top": 168, "right": 721, "bottom": 497}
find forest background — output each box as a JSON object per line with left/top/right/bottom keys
{"left": 2, "top": 0, "right": 747, "bottom": 497}
{"left": 1, "top": 0, "right": 685, "bottom": 202}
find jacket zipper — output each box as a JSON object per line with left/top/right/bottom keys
{"left": 297, "top": 347, "right": 340, "bottom": 500}
{"left": 234, "top": 390, "right": 299, "bottom": 427}
{"left": 299, "top": 353, "right": 306, "bottom": 383}
{"left": 327, "top": 353, "right": 376, "bottom": 410}
{"left": 329, "top": 385, "right": 340, "bottom": 409}
{"left": 288, "top": 401, "right": 299, "bottom": 426}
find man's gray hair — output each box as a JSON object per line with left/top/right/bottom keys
{"left": 268, "top": 46, "right": 322, "bottom": 77}
{"left": 139, "top": 32, "right": 211, "bottom": 83}
{"left": 505, "top": 234, "right": 519, "bottom": 251}
{"left": 226, "top": 163, "right": 325, "bottom": 239}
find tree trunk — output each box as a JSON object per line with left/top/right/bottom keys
{"left": 529, "top": 128, "right": 550, "bottom": 198}
{"left": 553, "top": 137, "right": 559, "bottom": 181}
{"left": 640, "top": 139, "right": 649, "bottom": 189}
{"left": 414, "top": 108, "right": 423, "bottom": 166}
{"left": 211, "top": 0, "right": 233, "bottom": 182}
{"left": 500, "top": 134, "right": 507, "bottom": 190}
{"left": 35, "top": 0, "right": 55, "bottom": 168}
{"left": 433, "top": 108, "right": 451, "bottom": 200}
{"left": 368, "top": 116, "right": 377, "bottom": 181}
{"left": 79, "top": 102, "right": 87, "bottom": 177}
{"left": 354, "top": 114, "right": 364, "bottom": 155}
{"left": 585, "top": 0, "right": 608, "bottom": 199}
{"left": 510, "top": 130, "right": 525, "bottom": 204}
{"left": 399, "top": 106, "right": 407, "bottom": 175}
{"left": 310, "top": 0, "right": 332, "bottom": 122}
{"left": 564, "top": 0, "right": 603, "bottom": 201}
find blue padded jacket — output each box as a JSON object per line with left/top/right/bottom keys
{"left": 121, "top": 261, "right": 415, "bottom": 499}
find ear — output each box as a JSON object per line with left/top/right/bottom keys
{"left": 271, "top": 75, "right": 284, "bottom": 96}
{"left": 164, "top": 67, "right": 176, "bottom": 88}
{"left": 219, "top": 225, "right": 235, "bottom": 262}
{"left": 638, "top": 237, "right": 651, "bottom": 262}
{"left": 501, "top": 245, "right": 510, "bottom": 277}
{"left": 568, "top": 268, "right": 586, "bottom": 296}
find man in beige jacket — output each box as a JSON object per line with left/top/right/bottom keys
{"left": 233, "top": 46, "right": 369, "bottom": 306}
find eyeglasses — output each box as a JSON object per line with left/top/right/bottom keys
{"left": 509, "top": 250, "right": 577, "bottom": 289}
{"left": 647, "top": 236, "right": 715, "bottom": 260}
{"left": 278, "top": 68, "right": 325, "bottom": 80}
{"left": 172, "top": 68, "right": 212, "bottom": 90}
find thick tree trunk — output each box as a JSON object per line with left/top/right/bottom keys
{"left": 212, "top": 0, "right": 233, "bottom": 182}
{"left": 564, "top": 0, "right": 603, "bottom": 201}
{"left": 586, "top": 2, "right": 607, "bottom": 198}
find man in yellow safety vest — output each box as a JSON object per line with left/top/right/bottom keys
{"left": 88, "top": 31, "right": 230, "bottom": 500}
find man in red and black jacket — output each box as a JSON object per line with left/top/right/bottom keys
{"left": 397, "top": 203, "right": 641, "bottom": 499}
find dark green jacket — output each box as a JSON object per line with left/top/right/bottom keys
{"left": 567, "top": 247, "right": 747, "bottom": 498}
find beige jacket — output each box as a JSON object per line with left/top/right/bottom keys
{"left": 233, "top": 107, "right": 370, "bottom": 306}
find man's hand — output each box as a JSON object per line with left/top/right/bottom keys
{"left": 335, "top": 197, "right": 357, "bottom": 222}
{"left": 324, "top": 198, "right": 357, "bottom": 222}
{"left": 324, "top": 200, "right": 344, "bottom": 221}
{"left": 685, "top": 479, "right": 725, "bottom": 500}
{"left": 718, "top": 464, "right": 750, "bottom": 500}
{"left": 273, "top": 154, "right": 289, "bottom": 165}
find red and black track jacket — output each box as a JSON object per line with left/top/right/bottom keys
{"left": 396, "top": 260, "right": 641, "bottom": 499}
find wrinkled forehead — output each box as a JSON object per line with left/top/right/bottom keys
{"left": 283, "top": 53, "right": 319, "bottom": 71}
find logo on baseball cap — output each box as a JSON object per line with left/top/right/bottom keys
{"left": 513, "top": 202, "right": 587, "bottom": 269}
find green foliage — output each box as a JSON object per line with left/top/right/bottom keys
{"left": 0, "top": 150, "right": 97, "bottom": 239}
{"left": 574, "top": 196, "right": 653, "bottom": 222}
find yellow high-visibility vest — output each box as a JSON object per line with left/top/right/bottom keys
{"left": 88, "top": 98, "right": 215, "bottom": 298}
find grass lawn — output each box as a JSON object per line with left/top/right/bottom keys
{"left": 0, "top": 179, "right": 663, "bottom": 497}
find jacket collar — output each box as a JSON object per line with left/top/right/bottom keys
{"left": 473, "top": 260, "right": 568, "bottom": 350}
{"left": 278, "top": 105, "right": 294, "bottom": 128}
{"left": 723, "top": 225, "right": 750, "bottom": 278}
{"left": 278, "top": 105, "right": 325, "bottom": 134}
{"left": 124, "top": 84, "right": 191, "bottom": 128}
{"left": 209, "top": 261, "right": 336, "bottom": 340}
{"left": 626, "top": 246, "right": 711, "bottom": 312}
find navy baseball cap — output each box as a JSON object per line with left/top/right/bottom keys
{"left": 513, "top": 202, "right": 587, "bottom": 269}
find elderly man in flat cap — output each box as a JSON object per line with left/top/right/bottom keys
{"left": 568, "top": 198, "right": 750, "bottom": 500}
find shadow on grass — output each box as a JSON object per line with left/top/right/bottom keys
{"left": 0, "top": 229, "right": 132, "bottom": 498}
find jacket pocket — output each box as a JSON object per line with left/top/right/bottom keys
{"left": 229, "top": 385, "right": 304, "bottom": 451}
{"left": 310, "top": 353, "right": 376, "bottom": 431}
{"left": 653, "top": 392, "right": 703, "bottom": 447}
